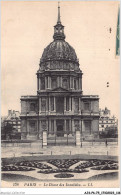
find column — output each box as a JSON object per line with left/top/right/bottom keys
{"left": 54, "top": 96, "right": 56, "bottom": 112}
{"left": 37, "top": 120, "right": 39, "bottom": 139}
{"left": 37, "top": 77, "right": 39, "bottom": 90}
{"left": 48, "top": 97, "right": 49, "bottom": 112}
{"left": 39, "top": 97, "right": 41, "bottom": 113}
{"left": 72, "top": 97, "right": 75, "bottom": 114}
{"left": 90, "top": 120, "right": 92, "bottom": 135}
{"left": 69, "top": 97, "right": 71, "bottom": 112}
{"left": 80, "top": 119, "right": 82, "bottom": 134}
{"left": 49, "top": 77, "right": 51, "bottom": 89}
{"left": 69, "top": 76, "right": 71, "bottom": 89}
{"left": 69, "top": 119, "right": 72, "bottom": 134}
{"left": 45, "top": 77, "right": 47, "bottom": 89}
{"left": 64, "top": 120, "right": 66, "bottom": 134}
{"left": 57, "top": 77, "right": 59, "bottom": 87}
{"left": 47, "top": 76, "right": 49, "bottom": 89}
{"left": 48, "top": 76, "right": 51, "bottom": 89}
{"left": 54, "top": 120, "right": 56, "bottom": 134}
{"left": 47, "top": 76, "right": 51, "bottom": 89}
{"left": 79, "top": 120, "right": 81, "bottom": 133}
{"left": 73, "top": 77, "right": 74, "bottom": 89}
{"left": 72, "top": 119, "right": 74, "bottom": 134}
{"left": 64, "top": 97, "right": 66, "bottom": 112}
{"left": 46, "top": 98, "right": 48, "bottom": 114}
{"left": 49, "top": 97, "right": 51, "bottom": 112}
{"left": 26, "top": 118, "right": 28, "bottom": 137}
{"left": 61, "top": 76, "right": 62, "bottom": 87}
{"left": 49, "top": 119, "right": 51, "bottom": 135}
{"left": 82, "top": 120, "right": 84, "bottom": 135}
{"left": 39, "top": 78, "right": 41, "bottom": 90}
{"left": 39, "top": 120, "right": 42, "bottom": 136}
{"left": 80, "top": 77, "right": 82, "bottom": 90}
{"left": 47, "top": 119, "right": 49, "bottom": 135}
{"left": 78, "top": 77, "right": 80, "bottom": 90}
{"left": 79, "top": 97, "right": 81, "bottom": 114}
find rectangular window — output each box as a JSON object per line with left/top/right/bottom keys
{"left": 30, "top": 103, "right": 35, "bottom": 111}
{"left": 84, "top": 102, "right": 90, "bottom": 111}
{"left": 66, "top": 97, "right": 69, "bottom": 111}
{"left": 74, "top": 98, "right": 79, "bottom": 112}
{"left": 50, "top": 97, "right": 54, "bottom": 111}
{"left": 29, "top": 121, "right": 36, "bottom": 135}
{"left": 41, "top": 98, "right": 46, "bottom": 111}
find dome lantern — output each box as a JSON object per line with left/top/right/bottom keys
{"left": 53, "top": 2, "right": 66, "bottom": 41}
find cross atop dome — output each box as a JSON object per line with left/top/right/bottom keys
{"left": 57, "top": 2, "right": 61, "bottom": 24}
{"left": 53, "top": 2, "right": 66, "bottom": 41}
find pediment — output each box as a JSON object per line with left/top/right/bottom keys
{"left": 52, "top": 87, "right": 69, "bottom": 92}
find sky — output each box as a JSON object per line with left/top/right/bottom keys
{"left": 1, "top": 1, "right": 120, "bottom": 119}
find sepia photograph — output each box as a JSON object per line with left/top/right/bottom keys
{"left": 1, "top": 0, "right": 120, "bottom": 190}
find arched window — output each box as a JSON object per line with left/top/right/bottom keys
{"left": 74, "top": 79, "right": 77, "bottom": 90}
{"left": 41, "top": 78, "right": 45, "bottom": 90}
{"left": 52, "top": 78, "right": 57, "bottom": 89}
{"left": 63, "top": 78, "right": 68, "bottom": 89}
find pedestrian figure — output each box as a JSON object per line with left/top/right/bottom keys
{"left": 105, "top": 139, "right": 108, "bottom": 147}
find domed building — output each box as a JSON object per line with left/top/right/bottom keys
{"left": 20, "top": 5, "right": 99, "bottom": 145}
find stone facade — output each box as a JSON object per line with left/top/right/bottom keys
{"left": 20, "top": 5, "right": 99, "bottom": 144}
{"left": 99, "top": 107, "right": 118, "bottom": 132}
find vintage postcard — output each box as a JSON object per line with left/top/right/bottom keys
{"left": 1, "top": 0, "right": 120, "bottom": 191}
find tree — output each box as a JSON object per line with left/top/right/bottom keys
{"left": 2, "top": 122, "right": 13, "bottom": 140}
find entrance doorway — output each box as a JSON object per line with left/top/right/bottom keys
{"left": 56, "top": 120, "right": 64, "bottom": 137}
{"left": 57, "top": 125, "right": 64, "bottom": 137}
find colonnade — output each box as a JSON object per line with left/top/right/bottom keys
{"left": 37, "top": 75, "right": 82, "bottom": 90}
{"left": 38, "top": 96, "right": 81, "bottom": 114}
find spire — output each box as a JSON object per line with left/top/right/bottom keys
{"left": 57, "top": 2, "right": 61, "bottom": 24}
{"left": 53, "top": 2, "right": 66, "bottom": 41}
